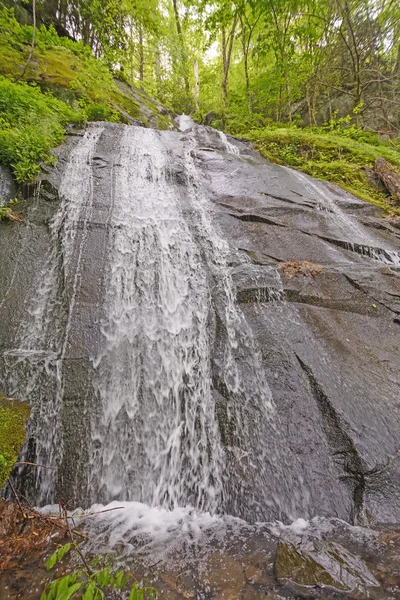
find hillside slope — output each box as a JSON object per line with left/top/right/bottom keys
{"left": 0, "top": 6, "right": 175, "bottom": 183}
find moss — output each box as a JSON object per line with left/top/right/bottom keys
{"left": 0, "top": 7, "right": 175, "bottom": 181}
{"left": 244, "top": 127, "right": 400, "bottom": 215}
{"left": 274, "top": 541, "right": 346, "bottom": 590}
{"left": 0, "top": 392, "right": 30, "bottom": 489}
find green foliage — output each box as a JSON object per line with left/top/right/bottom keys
{"left": 243, "top": 125, "right": 400, "bottom": 213}
{"left": 0, "top": 201, "right": 14, "bottom": 221}
{"left": 0, "top": 392, "right": 30, "bottom": 489}
{"left": 0, "top": 75, "right": 78, "bottom": 181}
{"left": 78, "top": 98, "right": 119, "bottom": 123}
{"left": 0, "top": 7, "right": 172, "bottom": 182}
{"left": 41, "top": 542, "right": 157, "bottom": 600}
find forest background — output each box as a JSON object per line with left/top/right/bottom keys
{"left": 1, "top": 0, "right": 400, "bottom": 210}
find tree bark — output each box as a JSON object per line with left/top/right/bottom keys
{"left": 222, "top": 15, "right": 237, "bottom": 108}
{"left": 156, "top": 48, "right": 162, "bottom": 99}
{"left": 15, "top": 0, "right": 36, "bottom": 82}
{"left": 240, "top": 17, "right": 251, "bottom": 112}
{"left": 194, "top": 57, "right": 200, "bottom": 110}
{"left": 172, "top": 0, "right": 189, "bottom": 94}
{"left": 374, "top": 158, "right": 400, "bottom": 203}
{"left": 138, "top": 22, "right": 144, "bottom": 86}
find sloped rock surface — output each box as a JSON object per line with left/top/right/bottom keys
{"left": 0, "top": 122, "right": 399, "bottom": 529}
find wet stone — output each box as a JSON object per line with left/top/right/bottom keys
{"left": 1, "top": 121, "right": 400, "bottom": 598}
{"left": 274, "top": 540, "right": 381, "bottom": 598}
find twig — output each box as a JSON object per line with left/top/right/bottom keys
{"left": 72, "top": 506, "right": 126, "bottom": 518}
{"left": 15, "top": 461, "right": 56, "bottom": 470}
{"left": 7, "top": 478, "right": 26, "bottom": 519}
{"left": 14, "top": 0, "right": 36, "bottom": 83}
{"left": 28, "top": 508, "right": 87, "bottom": 539}
{"left": 61, "top": 504, "right": 93, "bottom": 575}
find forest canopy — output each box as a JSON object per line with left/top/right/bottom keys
{"left": 7, "top": 0, "right": 399, "bottom": 133}
{"left": 1, "top": 0, "right": 400, "bottom": 211}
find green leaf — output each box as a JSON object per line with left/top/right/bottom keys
{"left": 95, "top": 568, "right": 112, "bottom": 588}
{"left": 46, "top": 550, "right": 59, "bottom": 571}
{"left": 57, "top": 543, "right": 72, "bottom": 562}
{"left": 58, "top": 583, "right": 82, "bottom": 600}
{"left": 115, "top": 569, "right": 128, "bottom": 590}
{"left": 129, "top": 584, "right": 145, "bottom": 600}
{"left": 57, "top": 575, "right": 70, "bottom": 593}
{"left": 82, "top": 581, "right": 96, "bottom": 600}
{"left": 45, "top": 580, "right": 59, "bottom": 600}
{"left": 128, "top": 586, "right": 138, "bottom": 600}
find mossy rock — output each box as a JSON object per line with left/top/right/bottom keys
{"left": 274, "top": 540, "right": 379, "bottom": 594}
{"left": 0, "top": 392, "right": 30, "bottom": 489}
{"left": 246, "top": 127, "right": 400, "bottom": 214}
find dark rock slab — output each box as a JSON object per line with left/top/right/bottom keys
{"left": 1, "top": 122, "right": 399, "bottom": 528}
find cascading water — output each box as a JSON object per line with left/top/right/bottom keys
{"left": 3, "top": 127, "right": 103, "bottom": 502}
{"left": 89, "top": 126, "right": 225, "bottom": 512}
{"left": 288, "top": 167, "right": 400, "bottom": 266}
{"left": 2, "top": 119, "right": 400, "bottom": 593}
{"left": 2, "top": 121, "right": 310, "bottom": 521}
{"left": 85, "top": 124, "right": 307, "bottom": 521}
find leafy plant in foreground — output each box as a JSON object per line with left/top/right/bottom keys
{"left": 41, "top": 541, "right": 157, "bottom": 600}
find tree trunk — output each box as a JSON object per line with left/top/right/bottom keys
{"left": 172, "top": 0, "right": 189, "bottom": 94}
{"left": 374, "top": 158, "right": 400, "bottom": 203}
{"left": 15, "top": 0, "right": 36, "bottom": 82}
{"left": 194, "top": 57, "right": 200, "bottom": 110}
{"left": 138, "top": 22, "right": 144, "bottom": 86}
{"left": 221, "top": 16, "right": 237, "bottom": 109}
{"left": 240, "top": 19, "right": 251, "bottom": 113}
{"left": 156, "top": 48, "right": 162, "bottom": 99}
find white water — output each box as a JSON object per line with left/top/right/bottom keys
{"left": 175, "top": 114, "right": 196, "bottom": 132}
{"left": 289, "top": 168, "right": 400, "bottom": 266}
{"left": 89, "top": 127, "right": 225, "bottom": 512}
{"left": 86, "top": 125, "right": 307, "bottom": 521}
{"left": 11, "top": 122, "right": 395, "bottom": 572}
{"left": 13, "top": 120, "right": 397, "bottom": 541}
{"left": 5, "top": 127, "right": 104, "bottom": 502}
{"left": 218, "top": 130, "right": 240, "bottom": 155}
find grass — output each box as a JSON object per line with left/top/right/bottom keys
{"left": 244, "top": 126, "right": 400, "bottom": 215}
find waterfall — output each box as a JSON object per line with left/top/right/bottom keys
{"left": 0, "top": 122, "right": 309, "bottom": 520}
{"left": 288, "top": 167, "right": 400, "bottom": 266}
{"left": 89, "top": 126, "right": 225, "bottom": 513}
{"left": 10, "top": 118, "right": 398, "bottom": 523}
{"left": 3, "top": 127, "right": 104, "bottom": 503}
{"left": 2, "top": 119, "right": 400, "bottom": 592}
{"left": 86, "top": 125, "right": 304, "bottom": 520}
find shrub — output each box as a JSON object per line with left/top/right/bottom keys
{"left": 0, "top": 76, "right": 76, "bottom": 181}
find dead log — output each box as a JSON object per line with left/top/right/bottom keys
{"left": 374, "top": 158, "right": 400, "bottom": 203}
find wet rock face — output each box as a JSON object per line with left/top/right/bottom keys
{"left": 0, "top": 165, "right": 16, "bottom": 202}
{"left": 194, "top": 128, "right": 400, "bottom": 526}
{"left": 0, "top": 122, "right": 399, "bottom": 530}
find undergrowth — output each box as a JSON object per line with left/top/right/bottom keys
{"left": 0, "top": 5, "right": 120, "bottom": 182}
{"left": 0, "top": 392, "right": 30, "bottom": 488}
{"left": 0, "top": 75, "right": 80, "bottom": 181}
{"left": 0, "top": 5, "right": 171, "bottom": 183}
{"left": 42, "top": 541, "right": 157, "bottom": 599}
{"left": 202, "top": 110, "right": 400, "bottom": 214}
